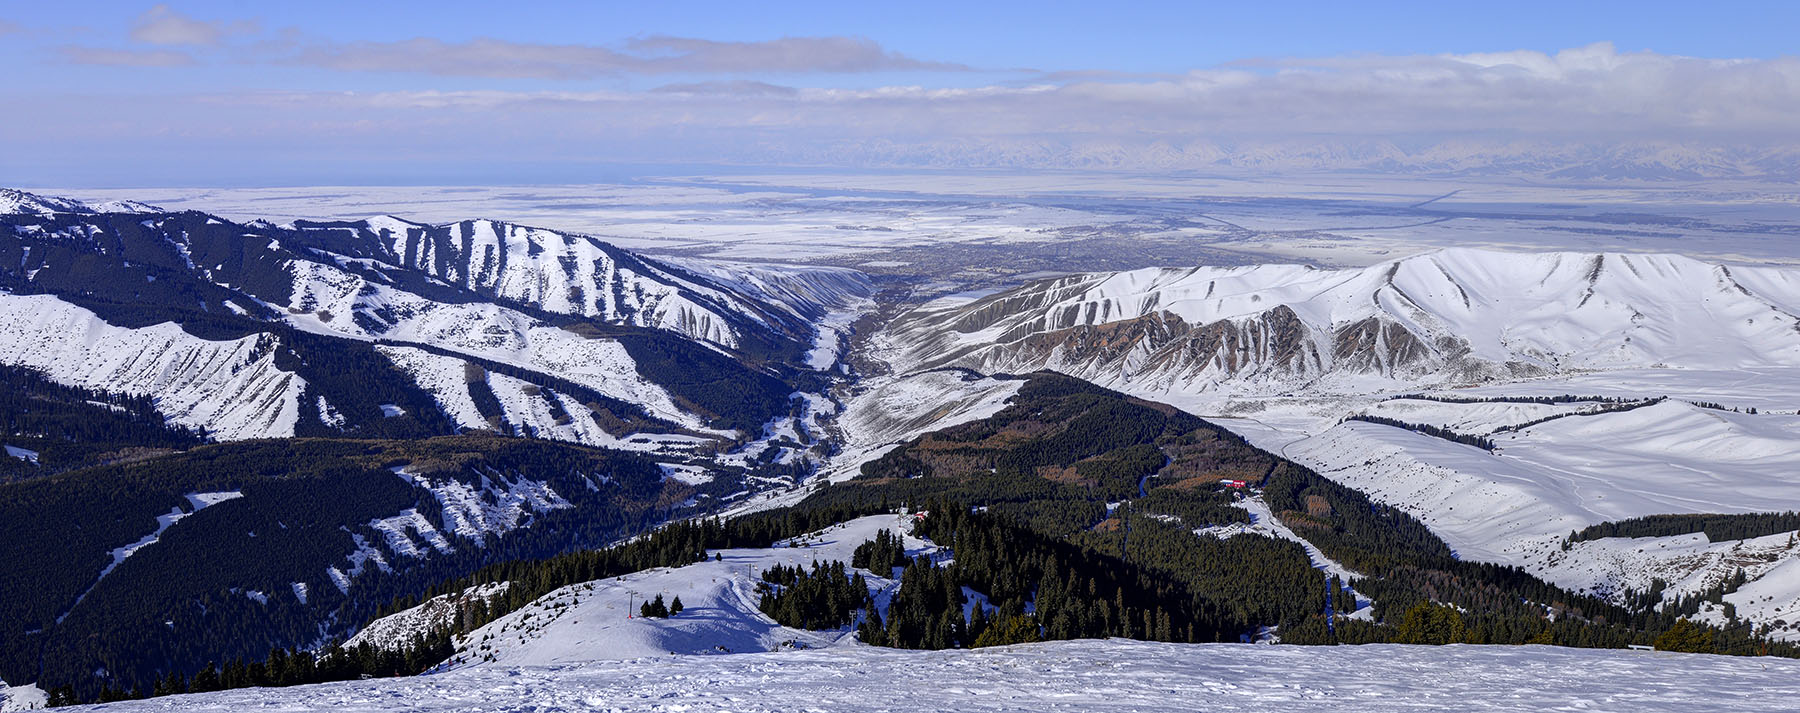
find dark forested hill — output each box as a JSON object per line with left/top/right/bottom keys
{"left": 0, "top": 364, "right": 205, "bottom": 482}
{"left": 788, "top": 372, "right": 1791, "bottom": 654}
{"left": 0, "top": 435, "right": 693, "bottom": 700}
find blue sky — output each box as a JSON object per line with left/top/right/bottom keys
{"left": 4, "top": 1, "right": 1799, "bottom": 185}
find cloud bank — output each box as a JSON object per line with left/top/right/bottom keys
{"left": 290, "top": 34, "right": 970, "bottom": 79}
{"left": 14, "top": 8, "right": 1800, "bottom": 182}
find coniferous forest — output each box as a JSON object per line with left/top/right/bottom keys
{"left": 12, "top": 364, "right": 1800, "bottom": 705}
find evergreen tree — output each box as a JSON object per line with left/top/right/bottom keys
{"left": 1397, "top": 603, "right": 1467, "bottom": 645}
{"left": 1655, "top": 620, "right": 1716, "bottom": 654}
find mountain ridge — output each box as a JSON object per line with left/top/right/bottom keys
{"left": 0, "top": 192, "right": 873, "bottom": 448}
{"left": 887, "top": 247, "right": 1800, "bottom": 396}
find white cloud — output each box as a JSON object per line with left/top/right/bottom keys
{"left": 12, "top": 43, "right": 1800, "bottom": 179}
{"left": 290, "top": 34, "right": 969, "bottom": 79}
{"left": 61, "top": 46, "right": 197, "bottom": 67}
{"left": 129, "top": 4, "right": 253, "bottom": 46}
{"left": 247, "top": 44, "right": 1798, "bottom": 140}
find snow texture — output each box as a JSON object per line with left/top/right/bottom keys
{"left": 0, "top": 679, "right": 45, "bottom": 712}
{"left": 0, "top": 293, "right": 304, "bottom": 440}
{"left": 444, "top": 515, "right": 933, "bottom": 667}
{"left": 346, "top": 582, "right": 511, "bottom": 653}
{"left": 889, "top": 248, "right": 1800, "bottom": 397}
{"left": 3, "top": 445, "right": 38, "bottom": 464}
{"left": 392, "top": 466, "right": 572, "bottom": 545}
{"left": 59, "top": 640, "right": 1800, "bottom": 712}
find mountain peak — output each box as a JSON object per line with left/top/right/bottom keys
{"left": 0, "top": 188, "right": 163, "bottom": 215}
{"left": 0, "top": 188, "right": 95, "bottom": 215}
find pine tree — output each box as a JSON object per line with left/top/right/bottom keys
{"left": 640, "top": 593, "right": 670, "bottom": 618}
{"left": 190, "top": 662, "right": 221, "bottom": 693}
{"left": 670, "top": 596, "right": 685, "bottom": 616}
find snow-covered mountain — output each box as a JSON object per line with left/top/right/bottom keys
{"left": 0, "top": 191, "right": 873, "bottom": 448}
{"left": 874, "top": 247, "right": 1800, "bottom": 639}
{"left": 0, "top": 187, "right": 161, "bottom": 215}
{"left": 283, "top": 216, "right": 868, "bottom": 353}
{"left": 886, "top": 248, "right": 1800, "bottom": 396}
{"left": 0, "top": 294, "right": 303, "bottom": 440}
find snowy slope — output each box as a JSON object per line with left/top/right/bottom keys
{"left": 375, "top": 344, "right": 710, "bottom": 441}
{"left": 61, "top": 639, "right": 1800, "bottom": 712}
{"left": 288, "top": 218, "right": 872, "bottom": 352}
{"left": 0, "top": 679, "right": 45, "bottom": 712}
{"left": 446, "top": 514, "right": 929, "bottom": 666}
{"left": 1542, "top": 531, "right": 1800, "bottom": 640}
{"left": 1287, "top": 408, "right": 1800, "bottom": 565}
{"left": 345, "top": 582, "right": 511, "bottom": 652}
{"left": 887, "top": 248, "right": 1800, "bottom": 396}
{"left": 287, "top": 276, "right": 708, "bottom": 430}
{"left": 822, "top": 370, "right": 1026, "bottom": 483}
{"left": 0, "top": 292, "right": 304, "bottom": 439}
{"left": 1279, "top": 405, "right": 1800, "bottom": 635}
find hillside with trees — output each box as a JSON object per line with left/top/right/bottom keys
{"left": 0, "top": 434, "right": 688, "bottom": 701}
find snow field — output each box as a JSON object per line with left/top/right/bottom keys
{"left": 445, "top": 514, "right": 930, "bottom": 667}
{"left": 60, "top": 640, "right": 1800, "bottom": 712}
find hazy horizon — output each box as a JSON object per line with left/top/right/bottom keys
{"left": 5, "top": 2, "right": 1800, "bottom": 186}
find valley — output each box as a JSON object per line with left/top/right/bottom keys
{"left": 4, "top": 184, "right": 1800, "bottom": 708}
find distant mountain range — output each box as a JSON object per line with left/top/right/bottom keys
{"left": 886, "top": 248, "right": 1800, "bottom": 395}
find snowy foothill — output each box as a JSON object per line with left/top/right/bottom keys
{"left": 442, "top": 514, "right": 931, "bottom": 666}
{"left": 0, "top": 679, "right": 46, "bottom": 712}
{"left": 1198, "top": 393, "right": 1800, "bottom": 639}
{"left": 346, "top": 582, "right": 511, "bottom": 653}
{"left": 55, "top": 639, "right": 1800, "bottom": 712}
{"left": 66, "top": 511, "right": 1800, "bottom": 712}
{"left": 0, "top": 293, "right": 305, "bottom": 441}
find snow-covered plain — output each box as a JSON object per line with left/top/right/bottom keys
{"left": 56, "top": 640, "right": 1800, "bottom": 712}
{"left": 53, "top": 175, "right": 1800, "bottom": 268}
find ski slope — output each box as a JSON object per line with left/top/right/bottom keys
{"left": 444, "top": 514, "right": 930, "bottom": 666}
{"left": 61, "top": 639, "right": 1800, "bottom": 712}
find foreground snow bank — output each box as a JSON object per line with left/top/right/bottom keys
{"left": 68, "top": 639, "right": 1800, "bottom": 712}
